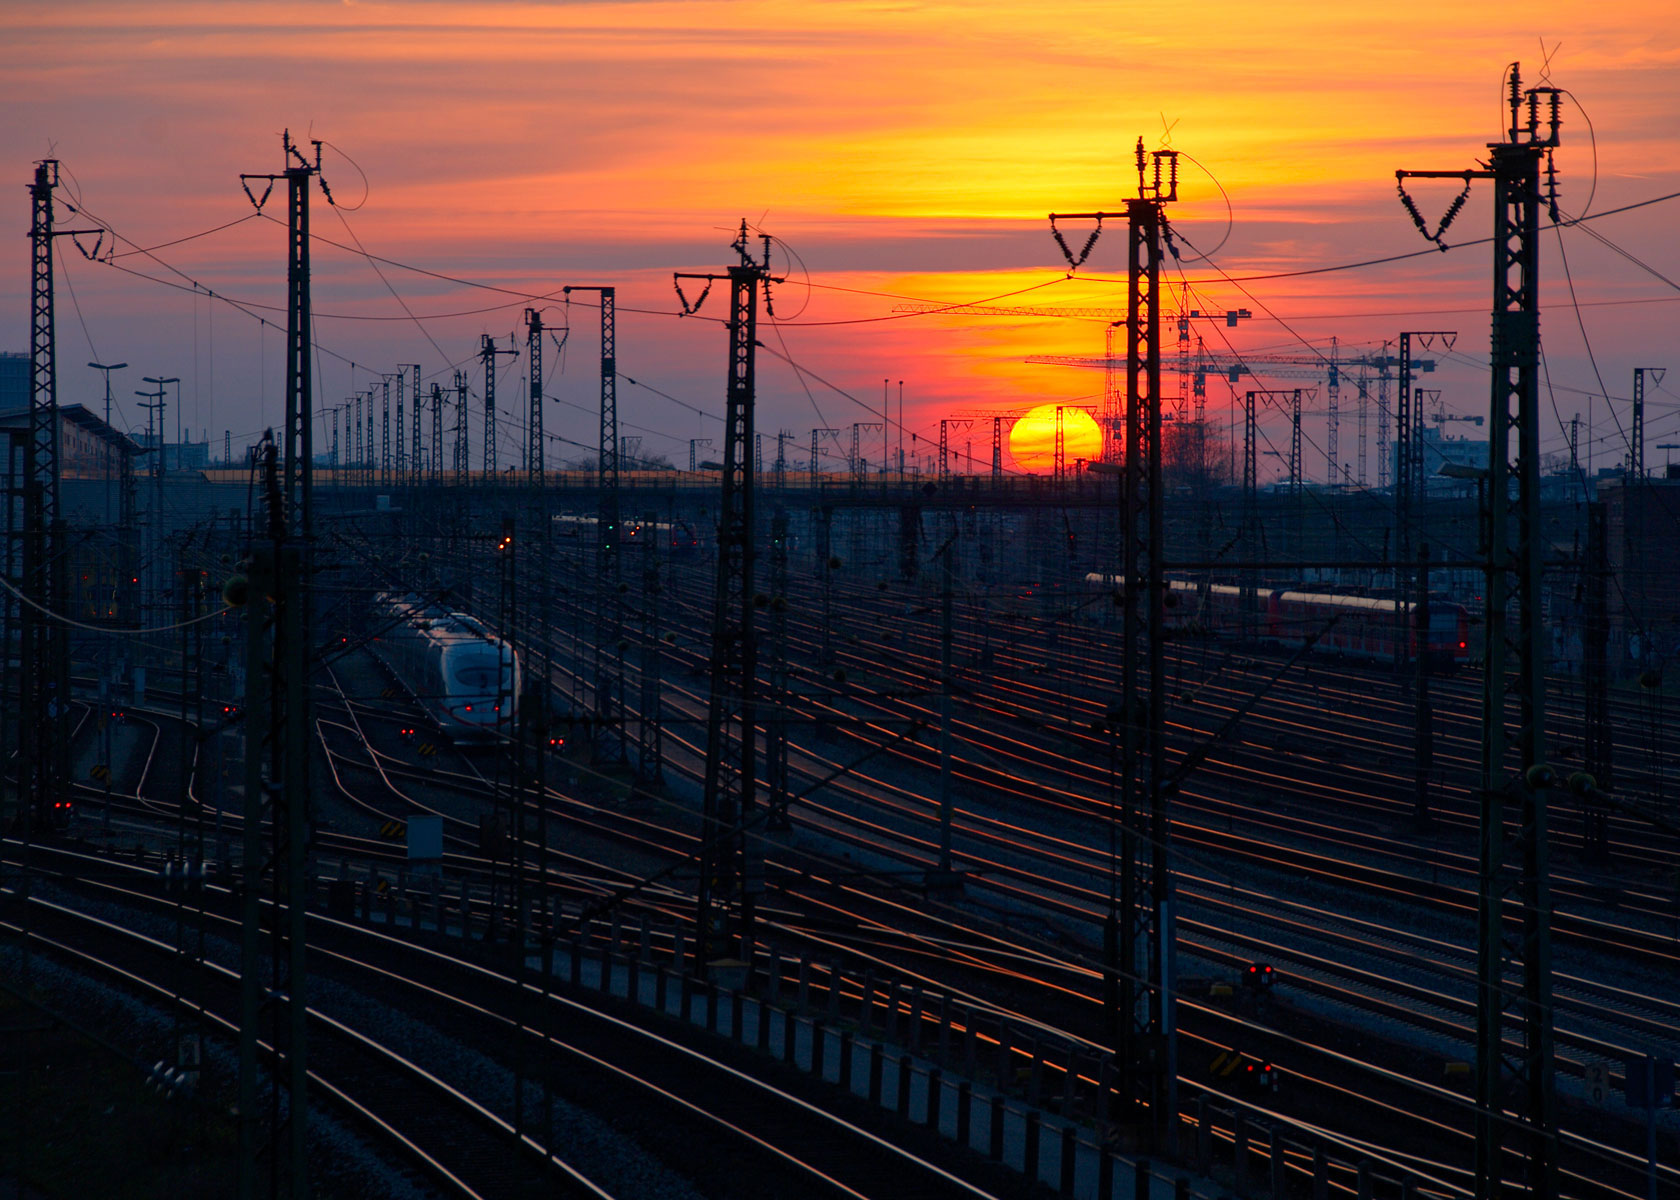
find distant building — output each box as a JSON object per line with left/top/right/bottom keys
{"left": 0, "top": 401, "right": 143, "bottom": 623}
{"left": 1392, "top": 426, "right": 1489, "bottom": 492}
{"left": 0, "top": 352, "right": 27, "bottom": 411}
{"left": 0, "top": 402, "right": 141, "bottom": 480}
{"left": 133, "top": 429, "right": 210, "bottom": 472}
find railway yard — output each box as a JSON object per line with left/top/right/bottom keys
{"left": 3, "top": 483, "right": 1675, "bottom": 1200}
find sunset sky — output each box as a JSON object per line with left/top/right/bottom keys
{"left": 3, "top": 2, "right": 1677, "bottom": 481}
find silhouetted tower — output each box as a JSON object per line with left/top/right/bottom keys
{"left": 1399, "top": 62, "right": 1562, "bottom": 1200}
{"left": 453, "top": 371, "right": 468, "bottom": 486}
{"left": 563, "top": 286, "right": 622, "bottom": 757}
{"left": 524, "top": 309, "right": 545, "bottom": 484}
{"left": 479, "top": 334, "right": 518, "bottom": 478}
{"left": 1376, "top": 346, "right": 1393, "bottom": 490}
{"left": 1395, "top": 330, "right": 1457, "bottom": 564}
{"left": 236, "top": 129, "right": 331, "bottom": 1200}
{"left": 1050, "top": 136, "right": 1181, "bottom": 1148}
{"left": 1325, "top": 337, "right": 1340, "bottom": 484}
{"left": 675, "top": 221, "right": 780, "bottom": 967}
{"left": 20, "top": 158, "right": 86, "bottom": 830}
{"left": 1630, "top": 366, "right": 1663, "bottom": 483}
{"left": 404, "top": 364, "right": 420, "bottom": 484}
{"left": 436, "top": 381, "right": 450, "bottom": 480}
{"left": 809, "top": 428, "right": 835, "bottom": 481}
{"left": 380, "top": 372, "right": 395, "bottom": 485}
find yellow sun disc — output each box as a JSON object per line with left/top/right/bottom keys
{"left": 1007, "top": 404, "right": 1104, "bottom": 473}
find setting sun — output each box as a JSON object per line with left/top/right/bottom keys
{"left": 1007, "top": 404, "right": 1103, "bottom": 473}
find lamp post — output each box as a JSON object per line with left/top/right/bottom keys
{"left": 89, "top": 361, "right": 126, "bottom": 524}
{"left": 144, "top": 376, "right": 180, "bottom": 469}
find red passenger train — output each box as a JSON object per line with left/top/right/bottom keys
{"left": 1084, "top": 576, "right": 1472, "bottom": 671}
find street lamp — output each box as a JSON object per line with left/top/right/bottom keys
{"left": 144, "top": 376, "right": 180, "bottom": 467}
{"left": 89, "top": 361, "right": 126, "bottom": 525}
{"left": 88, "top": 361, "right": 127, "bottom": 426}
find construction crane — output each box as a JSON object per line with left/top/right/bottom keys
{"left": 900, "top": 301, "right": 1250, "bottom": 450}
{"left": 1028, "top": 347, "right": 1434, "bottom": 485}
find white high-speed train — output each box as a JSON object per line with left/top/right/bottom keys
{"left": 369, "top": 593, "right": 520, "bottom": 744}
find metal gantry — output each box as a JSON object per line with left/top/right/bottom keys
{"left": 1399, "top": 63, "right": 1561, "bottom": 1200}
{"left": 1050, "top": 136, "right": 1179, "bottom": 1148}
{"left": 676, "top": 221, "right": 780, "bottom": 968}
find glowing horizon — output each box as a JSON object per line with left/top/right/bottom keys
{"left": 3, "top": 5, "right": 1677, "bottom": 483}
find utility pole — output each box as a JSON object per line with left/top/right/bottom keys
{"left": 809, "top": 429, "right": 835, "bottom": 483}
{"left": 1630, "top": 367, "right": 1664, "bottom": 483}
{"left": 236, "top": 128, "right": 330, "bottom": 1200}
{"left": 1325, "top": 338, "right": 1340, "bottom": 486}
{"left": 675, "top": 220, "right": 781, "bottom": 969}
{"left": 1395, "top": 331, "right": 1457, "bottom": 569}
{"left": 775, "top": 430, "right": 793, "bottom": 491}
{"left": 364, "top": 386, "right": 375, "bottom": 489}
{"left": 454, "top": 371, "right": 468, "bottom": 487}
{"left": 525, "top": 309, "right": 545, "bottom": 485}
{"left": 394, "top": 370, "right": 405, "bottom": 480}
{"left": 689, "top": 438, "right": 713, "bottom": 475}
{"left": 430, "top": 382, "right": 443, "bottom": 482}
{"left": 1377, "top": 347, "right": 1393, "bottom": 491}
{"left": 380, "top": 372, "right": 395, "bottom": 486}
{"left": 404, "top": 364, "right": 420, "bottom": 485}
{"left": 20, "top": 159, "right": 96, "bottom": 834}
{"left": 1399, "top": 63, "right": 1562, "bottom": 1200}
{"left": 479, "top": 334, "right": 518, "bottom": 480}
{"left": 563, "top": 286, "right": 622, "bottom": 760}
{"left": 1050, "top": 136, "right": 1180, "bottom": 1148}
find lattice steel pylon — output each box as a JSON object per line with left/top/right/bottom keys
{"left": 1050, "top": 137, "right": 1180, "bottom": 1149}
{"left": 1399, "top": 63, "right": 1562, "bottom": 1200}
{"left": 525, "top": 309, "right": 544, "bottom": 484}
{"left": 404, "top": 364, "right": 420, "bottom": 485}
{"left": 453, "top": 371, "right": 469, "bottom": 486}
{"left": 1395, "top": 330, "right": 1457, "bottom": 565}
{"left": 236, "top": 129, "right": 329, "bottom": 1200}
{"left": 480, "top": 335, "right": 518, "bottom": 480}
{"left": 676, "top": 221, "right": 781, "bottom": 967}
{"left": 19, "top": 160, "right": 81, "bottom": 832}
{"left": 380, "top": 372, "right": 395, "bottom": 486}
{"left": 563, "top": 286, "right": 623, "bottom": 760}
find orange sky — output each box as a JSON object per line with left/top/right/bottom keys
{"left": 4, "top": 2, "right": 1678, "bottom": 482}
